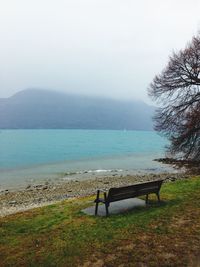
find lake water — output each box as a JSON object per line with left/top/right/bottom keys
{"left": 0, "top": 129, "right": 174, "bottom": 189}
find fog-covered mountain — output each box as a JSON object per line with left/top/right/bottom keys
{"left": 0, "top": 89, "right": 155, "bottom": 130}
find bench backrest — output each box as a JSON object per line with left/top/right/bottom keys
{"left": 107, "top": 180, "right": 163, "bottom": 203}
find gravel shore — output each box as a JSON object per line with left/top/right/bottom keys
{"left": 0, "top": 172, "right": 189, "bottom": 217}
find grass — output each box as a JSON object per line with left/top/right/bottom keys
{"left": 1, "top": 177, "right": 200, "bottom": 266}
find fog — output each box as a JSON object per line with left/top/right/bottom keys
{"left": 0, "top": 0, "right": 200, "bottom": 103}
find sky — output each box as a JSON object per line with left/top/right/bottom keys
{"left": 0, "top": 0, "right": 200, "bottom": 103}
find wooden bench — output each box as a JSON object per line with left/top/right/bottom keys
{"left": 94, "top": 180, "right": 163, "bottom": 216}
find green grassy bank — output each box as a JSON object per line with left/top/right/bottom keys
{"left": 1, "top": 177, "right": 200, "bottom": 267}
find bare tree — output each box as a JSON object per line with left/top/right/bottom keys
{"left": 148, "top": 35, "right": 200, "bottom": 160}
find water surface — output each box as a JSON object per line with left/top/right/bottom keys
{"left": 0, "top": 129, "right": 173, "bottom": 189}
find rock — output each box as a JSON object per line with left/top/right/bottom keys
{"left": 4, "top": 190, "right": 9, "bottom": 195}
{"left": 42, "top": 185, "right": 48, "bottom": 190}
{"left": 26, "top": 184, "right": 31, "bottom": 189}
{"left": 34, "top": 184, "right": 48, "bottom": 190}
{"left": 35, "top": 184, "right": 43, "bottom": 188}
{"left": 9, "top": 201, "right": 17, "bottom": 205}
{"left": 34, "top": 197, "right": 43, "bottom": 203}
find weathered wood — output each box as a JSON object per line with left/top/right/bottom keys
{"left": 94, "top": 180, "right": 163, "bottom": 216}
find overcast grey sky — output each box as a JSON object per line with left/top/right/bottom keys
{"left": 0, "top": 0, "right": 200, "bottom": 103}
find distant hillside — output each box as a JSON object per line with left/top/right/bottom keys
{"left": 0, "top": 89, "right": 155, "bottom": 130}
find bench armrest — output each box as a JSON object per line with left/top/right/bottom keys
{"left": 94, "top": 189, "right": 107, "bottom": 203}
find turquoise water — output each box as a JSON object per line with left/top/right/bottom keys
{"left": 0, "top": 129, "right": 172, "bottom": 189}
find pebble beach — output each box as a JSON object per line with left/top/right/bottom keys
{"left": 0, "top": 172, "right": 189, "bottom": 217}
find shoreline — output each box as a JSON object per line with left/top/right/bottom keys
{"left": 0, "top": 172, "right": 189, "bottom": 217}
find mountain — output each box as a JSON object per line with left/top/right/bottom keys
{"left": 0, "top": 89, "right": 155, "bottom": 130}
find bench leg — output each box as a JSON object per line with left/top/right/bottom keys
{"left": 95, "top": 202, "right": 99, "bottom": 216}
{"left": 145, "top": 194, "right": 149, "bottom": 205}
{"left": 105, "top": 204, "right": 109, "bottom": 216}
{"left": 95, "top": 190, "right": 100, "bottom": 216}
{"left": 103, "top": 192, "right": 109, "bottom": 216}
{"left": 156, "top": 192, "right": 161, "bottom": 203}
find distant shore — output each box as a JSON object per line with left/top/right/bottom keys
{"left": 0, "top": 172, "right": 189, "bottom": 217}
